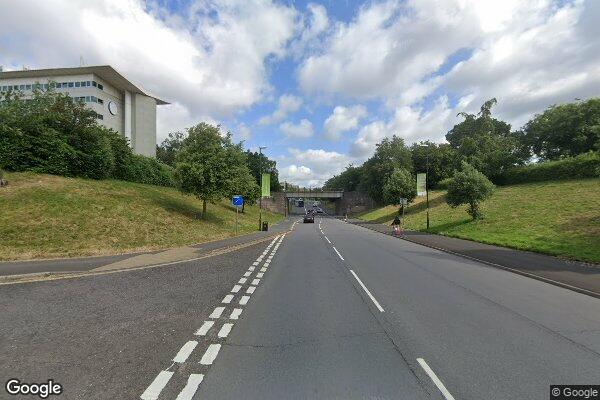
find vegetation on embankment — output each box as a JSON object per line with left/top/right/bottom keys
{"left": 0, "top": 172, "right": 283, "bottom": 261}
{"left": 358, "top": 179, "right": 600, "bottom": 263}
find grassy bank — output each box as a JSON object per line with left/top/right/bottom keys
{"left": 358, "top": 179, "right": 600, "bottom": 263}
{"left": 0, "top": 172, "right": 283, "bottom": 261}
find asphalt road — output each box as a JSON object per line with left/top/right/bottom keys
{"left": 1, "top": 217, "right": 599, "bottom": 399}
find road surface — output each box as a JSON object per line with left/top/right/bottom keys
{"left": 1, "top": 217, "right": 599, "bottom": 399}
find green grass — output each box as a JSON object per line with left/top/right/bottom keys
{"left": 0, "top": 172, "right": 283, "bottom": 261}
{"left": 358, "top": 179, "right": 600, "bottom": 263}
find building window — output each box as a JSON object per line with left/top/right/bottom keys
{"left": 97, "top": 98, "right": 104, "bottom": 104}
{"left": 97, "top": 83, "right": 103, "bottom": 90}
{"left": 75, "top": 82, "right": 80, "bottom": 88}
{"left": 92, "top": 81, "right": 97, "bottom": 87}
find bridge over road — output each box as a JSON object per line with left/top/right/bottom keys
{"left": 260, "top": 190, "right": 376, "bottom": 216}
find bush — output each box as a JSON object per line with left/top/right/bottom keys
{"left": 126, "top": 155, "right": 175, "bottom": 187}
{"left": 447, "top": 162, "right": 495, "bottom": 220}
{"left": 496, "top": 151, "right": 600, "bottom": 185}
{"left": 436, "top": 177, "right": 452, "bottom": 190}
{"left": 383, "top": 167, "right": 417, "bottom": 205}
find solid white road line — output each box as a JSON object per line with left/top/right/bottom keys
{"left": 231, "top": 285, "right": 242, "bottom": 293}
{"left": 324, "top": 236, "right": 331, "bottom": 244}
{"left": 209, "top": 307, "right": 225, "bottom": 319}
{"left": 200, "top": 344, "right": 221, "bottom": 365}
{"left": 246, "top": 286, "right": 256, "bottom": 294}
{"left": 417, "top": 358, "right": 456, "bottom": 400}
{"left": 141, "top": 370, "right": 174, "bottom": 400}
{"left": 251, "top": 279, "right": 260, "bottom": 285}
{"left": 175, "top": 374, "right": 204, "bottom": 400}
{"left": 332, "top": 246, "right": 345, "bottom": 261}
{"left": 218, "top": 323, "right": 234, "bottom": 338}
{"left": 349, "top": 270, "right": 385, "bottom": 312}
{"left": 239, "top": 295, "right": 250, "bottom": 305}
{"left": 222, "top": 294, "right": 234, "bottom": 304}
{"left": 230, "top": 308, "right": 243, "bottom": 320}
{"left": 238, "top": 278, "right": 247, "bottom": 284}
{"left": 195, "top": 321, "right": 214, "bottom": 336}
{"left": 256, "top": 272, "right": 264, "bottom": 278}
{"left": 173, "top": 340, "right": 198, "bottom": 363}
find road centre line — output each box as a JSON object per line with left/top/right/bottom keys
{"left": 332, "top": 246, "right": 345, "bottom": 261}
{"left": 222, "top": 294, "right": 234, "bottom": 304}
{"left": 195, "top": 321, "right": 214, "bottom": 336}
{"left": 324, "top": 236, "right": 331, "bottom": 244}
{"left": 349, "top": 270, "right": 385, "bottom": 312}
{"left": 218, "top": 323, "right": 234, "bottom": 338}
{"left": 238, "top": 278, "right": 247, "bottom": 284}
{"left": 173, "top": 340, "right": 198, "bottom": 363}
{"left": 209, "top": 307, "right": 225, "bottom": 319}
{"left": 246, "top": 286, "right": 256, "bottom": 294}
{"left": 239, "top": 295, "right": 250, "bottom": 305}
{"left": 231, "top": 285, "right": 241, "bottom": 293}
{"left": 243, "top": 271, "right": 251, "bottom": 277}
{"left": 256, "top": 272, "right": 264, "bottom": 278}
{"left": 248, "top": 266, "right": 255, "bottom": 271}
{"left": 251, "top": 279, "right": 260, "bottom": 285}
{"left": 200, "top": 344, "right": 221, "bottom": 365}
{"left": 230, "top": 308, "right": 243, "bottom": 320}
{"left": 417, "top": 358, "right": 456, "bottom": 400}
{"left": 260, "top": 267, "right": 267, "bottom": 272}
{"left": 175, "top": 374, "right": 204, "bottom": 400}
{"left": 141, "top": 370, "right": 174, "bottom": 400}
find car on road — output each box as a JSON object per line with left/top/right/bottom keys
{"left": 316, "top": 208, "right": 324, "bottom": 214}
{"left": 303, "top": 213, "right": 314, "bottom": 223}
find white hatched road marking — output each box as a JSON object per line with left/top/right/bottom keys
{"left": 246, "top": 286, "right": 256, "bottom": 294}
{"left": 251, "top": 279, "right": 260, "bottom": 285}
{"left": 231, "top": 285, "right": 242, "bottom": 293}
{"left": 417, "top": 358, "right": 456, "bottom": 400}
{"left": 209, "top": 307, "right": 225, "bottom": 319}
{"left": 222, "top": 294, "right": 234, "bottom": 304}
{"left": 238, "top": 278, "right": 247, "bottom": 284}
{"left": 140, "top": 370, "right": 174, "bottom": 400}
{"left": 349, "top": 270, "right": 385, "bottom": 312}
{"left": 239, "top": 295, "right": 250, "bottom": 305}
{"left": 252, "top": 261, "right": 259, "bottom": 266}
{"left": 256, "top": 272, "right": 264, "bottom": 278}
{"left": 248, "top": 266, "right": 255, "bottom": 271}
{"left": 230, "top": 308, "right": 243, "bottom": 320}
{"left": 173, "top": 340, "right": 198, "bottom": 363}
{"left": 260, "top": 267, "right": 267, "bottom": 272}
{"left": 218, "top": 323, "right": 234, "bottom": 338}
{"left": 200, "top": 344, "right": 221, "bottom": 365}
{"left": 243, "top": 271, "right": 251, "bottom": 277}
{"left": 175, "top": 374, "right": 204, "bottom": 400}
{"left": 195, "top": 321, "right": 214, "bottom": 336}
{"left": 332, "top": 246, "right": 345, "bottom": 261}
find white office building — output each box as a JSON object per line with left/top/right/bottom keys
{"left": 0, "top": 65, "right": 168, "bottom": 157}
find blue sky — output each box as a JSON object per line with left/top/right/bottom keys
{"left": 1, "top": 0, "right": 599, "bottom": 186}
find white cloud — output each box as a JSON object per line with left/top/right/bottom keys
{"left": 235, "top": 123, "right": 252, "bottom": 142}
{"left": 0, "top": 0, "right": 297, "bottom": 141}
{"left": 279, "top": 119, "right": 314, "bottom": 139}
{"left": 323, "top": 105, "right": 367, "bottom": 140}
{"left": 258, "top": 94, "right": 303, "bottom": 125}
{"left": 279, "top": 148, "right": 354, "bottom": 186}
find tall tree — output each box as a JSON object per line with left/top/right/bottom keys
{"left": 410, "top": 141, "right": 458, "bottom": 188}
{"left": 446, "top": 162, "right": 495, "bottom": 220}
{"left": 323, "top": 165, "right": 363, "bottom": 191}
{"left": 382, "top": 167, "right": 417, "bottom": 211}
{"left": 156, "top": 131, "right": 185, "bottom": 167}
{"left": 245, "top": 150, "right": 282, "bottom": 192}
{"left": 523, "top": 98, "right": 600, "bottom": 160}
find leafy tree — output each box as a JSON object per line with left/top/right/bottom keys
{"left": 446, "top": 162, "right": 495, "bottom": 220}
{"left": 446, "top": 98, "right": 529, "bottom": 179}
{"left": 224, "top": 143, "right": 260, "bottom": 213}
{"left": 175, "top": 123, "right": 234, "bottom": 219}
{"left": 360, "top": 135, "right": 413, "bottom": 203}
{"left": 523, "top": 98, "right": 600, "bottom": 160}
{"left": 245, "top": 150, "right": 282, "bottom": 192}
{"left": 382, "top": 168, "right": 417, "bottom": 213}
{"left": 410, "top": 141, "right": 458, "bottom": 188}
{"left": 156, "top": 131, "right": 185, "bottom": 167}
{"left": 323, "top": 165, "right": 363, "bottom": 191}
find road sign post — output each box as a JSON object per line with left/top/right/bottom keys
{"left": 232, "top": 196, "right": 243, "bottom": 235}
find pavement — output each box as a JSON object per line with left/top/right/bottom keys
{"left": 349, "top": 218, "right": 600, "bottom": 298}
{"left": 1, "top": 216, "right": 598, "bottom": 399}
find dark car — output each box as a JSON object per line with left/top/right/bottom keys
{"left": 316, "top": 208, "right": 324, "bottom": 214}
{"left": 303, "top": 213, "right": 314, "bottom": 223}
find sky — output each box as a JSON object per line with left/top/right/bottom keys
{"left": 1, "top": 0, "right": 599, "bottom": 186}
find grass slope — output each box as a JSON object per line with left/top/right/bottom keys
{"left": 0, "top": 172, "right": 283, "bottom": 261}
{"left": 358, "top": 179, "right": 600, "bottom": 263}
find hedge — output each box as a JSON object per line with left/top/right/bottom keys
{"left": 495, "top": 151, "right": 600, "bottom": 185}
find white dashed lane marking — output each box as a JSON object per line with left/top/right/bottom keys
{"left": 141, "top": 370, "right": 174, "bottom": 400}
{"left": 239, "top": 295, "right": 250, "bottom": 305}
{"left": 251, "top": 279, "right": 260, "bottom": 285}
{"left": 246, "top": 286, "right": 256, "bottom": 294}
{"left": 417, "top": 358, "right": 456, "bottom": 400}
{"left": 175, "top": 374, "right": 204, "bottom": 400}
{"left": 238, "top": 278, "right": 247, "bottom": 284}
{"left": 230, "top": 308, "right": 243, "bottom": 320}
{"left": 173, "top": 340, "right": 198, "bottom": 363}
{"left": 350, "top": 269, "right": 385, "bottom": 312}
{"left": 256, "top": 272, "right": 264, "bottom": 278}
{"left": 222, "top": 294, "right": 234, "bottom": 304}
{"left": 218, "top": 323, "right": 234, "bottom": 338}
{"left": 200, "top": 344, "right": 221, "bottom": 365}
{"left": 195, "top": 321, "right": 214, "bottom": 336}
{"left": 243, "top": 271, "right": 251, "bottom": 277}
{"left": 231, "top": 285, "right": 241, "bottom": 293}
{"left": 209, "top": 307, "right": 225, "bottom": 319}
{"left": 260, "top": 267, "right": 267, "bottom": 272}
{"left": 332, "top": 246, "right": 345, "bottom": 261}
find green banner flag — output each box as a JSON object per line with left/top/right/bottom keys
{"left": 261, "top": 173, "right": 270, "bottom": 197}
{"left": 416, "top": 173, "right": 427, "bottom": 196}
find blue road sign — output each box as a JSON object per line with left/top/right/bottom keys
{"left": 232, "top": 195, "right": 243, "bottom": 207}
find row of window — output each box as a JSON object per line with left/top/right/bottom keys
{"left": 73, "top": 96, "right": 104, "bottom": 105}
{"left": 0, "top": 80, "right": 104, "bottom": 92}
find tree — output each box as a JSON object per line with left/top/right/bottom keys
{"left": 323, "top": 165, "right": 363, "bottom": 191}
{"left": 156, "top": 131, "right": 185, "bottom": 167}
{"left": 175, "top": 123, "right": 233, "bottom": 219}
{"left": 360, "top": 135, "right": 413, "bottom": 204}
{"left": 410, "top": 141, "right": 458, "bottom": 188}
{"left": 224, "top": 144, "right": 260, "bottom": 213}
{"left": 446, "top": 162, "right": 495, "bottom": 220}
{"left": 523, "top": 98, "right": 600, "bottom": 160}
{"left": 245, "top": 150, "right": 282, "bottom": 192}
{"left": 382, "top": 168, "right": 417, "bottom": 213}
{"left": 446, "top": 98, "right": 529, "bottom": 179}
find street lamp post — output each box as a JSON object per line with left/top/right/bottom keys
{"left": 425, "top": 149, "right": 430, "bottom": 230}
{"left": 258, "top": 146, "right": 266, "bottom": 231}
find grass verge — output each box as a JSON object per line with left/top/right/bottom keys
{"left": 0, "top": 172, "right": 283, "bottom": 261}
{"left": 357, "top": 179, "right": 600, "bottom": 263}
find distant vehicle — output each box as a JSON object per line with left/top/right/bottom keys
{"left": 316, "top": 208, "right": 324, "bottom": 214}
{"left": 298, "top": 200, "right": 304, "bottom": 207}
{"left": 313, "top": 202, "right": 318, "bottom": 207}
{"left": 303, "top": 213, "right": 314, "bottom": 223}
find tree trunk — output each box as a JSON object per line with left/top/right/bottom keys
{"left": 202, "top": 199, "right": 207, "bottom": 220}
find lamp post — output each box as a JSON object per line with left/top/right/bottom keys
{"left": 258, "top": 146, "right": 266, "bottom": 231}
{"left": 419, "top": 144, "right": 430, "bottom": 230}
